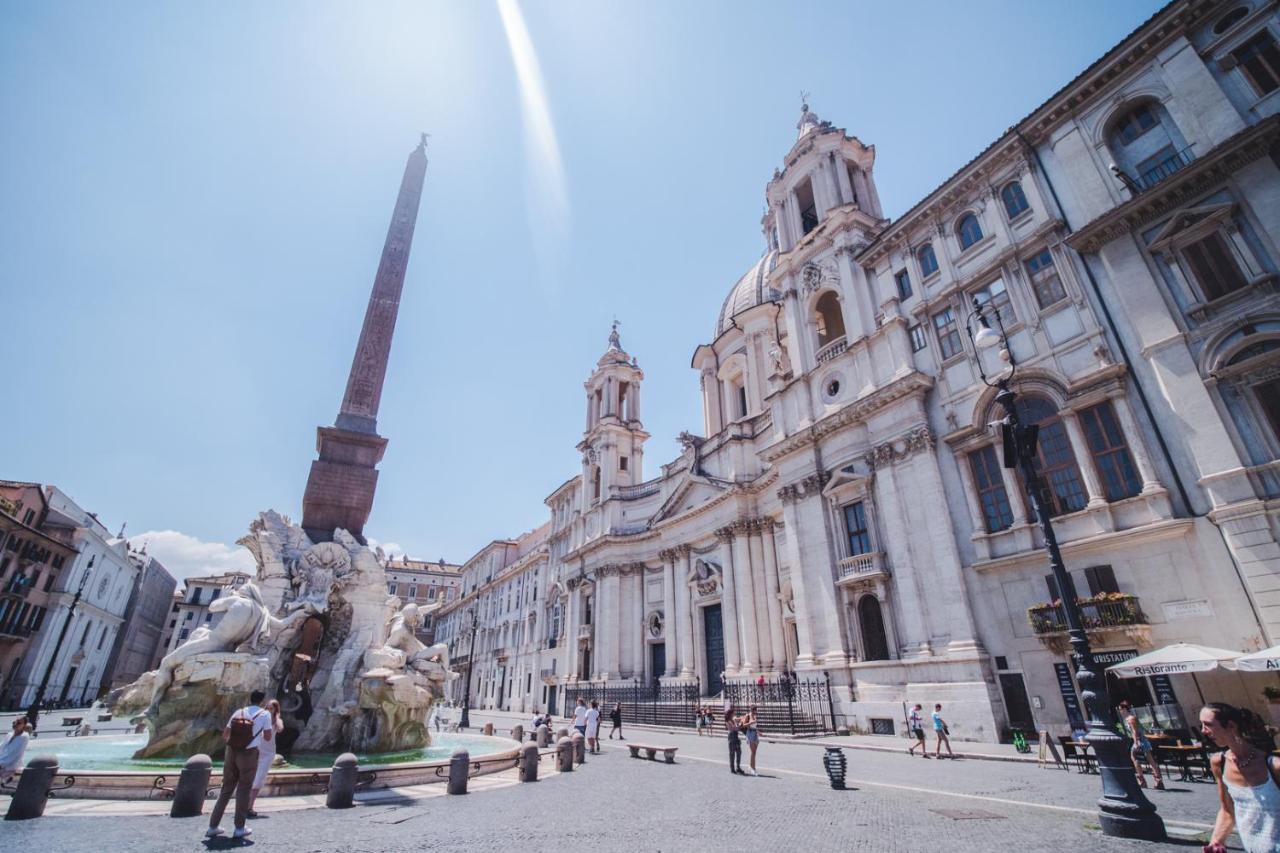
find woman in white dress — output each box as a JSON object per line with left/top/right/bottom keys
{"left": 248, "top": 699, "right": 283, "bottom": 817}
{"left": 585, "top": 699, "right": 602, "bottom": 754}
{"left": 1201, "top": 702, "right": 1280, "bottom": 853}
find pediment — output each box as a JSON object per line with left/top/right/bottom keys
{"left": 652, "top": 473, "right": 729, "bottom": 524}
{"left": 1148, "top": 203, "right": 1233, "bottom": 250}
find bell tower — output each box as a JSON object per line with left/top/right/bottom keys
{"left": 578, "top": 322, "right": 648, "bottom": 507}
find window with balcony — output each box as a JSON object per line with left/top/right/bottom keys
{"left": 917, "top": 243, "right": 939, "bottom": 277}
{"left": 1078, "top": 401, "right": 1142, "bottom": 501}
{"left": 814, "top": 291, "right": 846, "bottom": 348}
{"left": 1114, "top": 103, "right": 1159, "bottom": 144}
{"left": 1106, "top": 100, "right": 1191, "bottom": 193}
{"left": 1233, "top": 31, "right": 1280, "bottom": 96}
{"left": 1019, "top": 396, "right": 1088, "bottom": 517}
{"left": 969, "top": 445, "right": 1014, "bottom": 532}
{"left": 894, "top": 269, "right": 912, "bottom": 301}
{"left": 796, "top": 178, "right": 819, "bottom": 235}
{"left": 1001, "top": 181, "right": 1030, "bottom": 219}
{"left": 957, "top": 213, "right": 984, "bottom": 250}
{"left": 1025, "top": 249, "right": 1067, "bottom": 308}
{"left": 842, "top": 502, "right": 872, "bottom": 556}
{"left": 933, "top": 307, "right": 963, "bottom": 360}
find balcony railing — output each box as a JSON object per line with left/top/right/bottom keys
{"left": 577, "top": 624, "right": 593, "bottom": 640}
{"left": 616, "top": 479, "right": 661, "bottom": 500}
{"left": 815, "top": 336, "right": 848, "bottom": 365}
{"left": 539, "top": 667, "right": 557, "bottom": 681}
{"left": 1027, "top": 594, "right": 1147, "bottom": 635}
{"left": 836, "top": 551, "right": 888, "bottom": 585}
{"left": 1133, "top": 147, "right": 1194, "bottom": 193}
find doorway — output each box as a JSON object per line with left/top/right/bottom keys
{"left": 650, "top": 643, "right": 665, "bottom": 686}
{"left": 703, "top": 604, "right": 724, "bottom": 696}
{"left": 998, "top": 672, "right": 1035, "bottom": 736}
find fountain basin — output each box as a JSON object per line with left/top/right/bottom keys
{"left": 22, "top": 732, "right": 521, "bottom": 800}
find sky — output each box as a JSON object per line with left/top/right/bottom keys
{"left": 0, "top": 0, "right": 1168, "bottom": 579}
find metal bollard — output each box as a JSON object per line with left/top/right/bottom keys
{"left": 447, "top": 748, "right": 470, "bottom": 795}
{"left": 536, "top": 724, "right": 550, "bottom": 747}
{"left": 169, "top": 754, "right": 212, "bottom": 818}
{"left": 326, "top": 753, "right": 359, "bottom": 809}
{"left": 519, "top": 742, "right": 539, "bottom": 783}
{"left": 556, "top": 737, "right": 573, "bottom": 772}
{"left": 571, "top": 731, "right": 586, "bottom": 765}
{"left": 5, "top": 756, "right": 59, "bottom": 821}
{"left": 511, "top": 724, "right": 524, "bottom": 743}
{"left": 482, "top": 722, "right": 494, "bottom": 736}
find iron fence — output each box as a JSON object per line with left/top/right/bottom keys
{"left": 723, "top": 673, "right": 839, "bottom": 735}
{"left": 560, "top": 680, "right": 700, "bottom": 728}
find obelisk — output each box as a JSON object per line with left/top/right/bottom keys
{"left": 301, "top": 136, "right": 428, "bottom": 544}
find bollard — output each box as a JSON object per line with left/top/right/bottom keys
{"left": 556, "top": 737, "right": 574, "bottom": 773}
{"left": 482, "top": 722, "right": 494, "bottom": 736}
{"left": 511, "top": 724, "right": 524, "bottom": 743}
{"left": 447, "top": 748, "right": 470, "bottom": 795}
{"left": 326, "top": 753, "right": 359, "bottom": 809}
{"left": 169, "top": 754, "right": 213, "bottom": 818}
{"left": 536, "top": 724, "right": 550, "bottom": 747}
{"left": 571, "top": 731, "right": 586, "bottom": 765}
{"left": 556, "top": 726, "right": 569, "bottom": 742}
{"left": 5, "top": 755, "right": 59, "bottom": 821}
{"left": 519, "top": 742, "right": 539, "bottom": 783}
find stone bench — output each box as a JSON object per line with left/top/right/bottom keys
{"left": 61, "top": 716, "right": 83, "bottom": 727}
{"left": 96, "top": 713, "right": 112, "bottom": 722}
{"left": 627, "top": 743, "right": 678, "bottom": 764}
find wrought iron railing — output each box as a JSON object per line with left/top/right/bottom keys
{"left": 722, "top": 673, "right": 841, "bottom": 735}
{"left": 1027, "top": 594, "right": 1147, "bottom": 635}
{"left": 1134, "top": 147, "right": 1194, "bottom": 192}
{"left": 815, "top": 336, "right": 848, "bottom": 365}
{"left": 560, "top": 680, "right": 701, "bottom": 727}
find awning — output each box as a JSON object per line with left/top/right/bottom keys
{"left": 1105, "top": 642, "right": 1241, "bottom": 678}
{"left": 1226, "top": 645, "right": 1280, "bottom": 673}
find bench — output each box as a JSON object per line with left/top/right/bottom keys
{"left": 97, "top": 713, "right": 112, "bottom": 722}
{"left": 627, "top": 743, "right": 678, "bottom": 764}
{"left": 61, "top": 716, "right": 83, "bottom": 727}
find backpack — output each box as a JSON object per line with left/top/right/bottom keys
{"left": 228, "top": 709, "right": 264, "bottom": 750}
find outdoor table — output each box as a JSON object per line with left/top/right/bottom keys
{"left": 1161, "top": 744, "right": 1211, "bottom": 782}
{"left": 1071, "top": 742, "right": 1098, "bottom": 774}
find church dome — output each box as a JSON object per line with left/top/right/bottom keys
{"left": 715, "top": 250, "right": 779, "bottom": 337}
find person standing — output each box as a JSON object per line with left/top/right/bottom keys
{"left": 741, "top": 705, "right": 761, "bottom": 776}
{"left": 932, "top": 704, "right": 954, "bottom": 759}
{"left": 585, "top": 700, "right": 602, "bottom": 754}
{"left": 206, "top": 689, "right": 272, "bottom": 840}
{"left": 1117, "top": 700, "right": 1163, "bottom": 790}
{"left": 908, "top": 703, "right": 928, "bottom": 758}
{"left": 247, "top": 698, "right": 284, "bottom": 817}
{"left": 571, "top": 697, "right": 588, "bottom": 738}
{"left": 0, "top": 717, "right": 31, "bottom": 785}
{"left": 1201, "top": 702, "right": 1280, "bottom": 853}
{"left": 725, "top": 708, "right": 744, "bottom": 775}
{"left": 695, "top": 706, "right": 706, "bottom": 737}
{"left": 608, "top": 702, "right": 624, "bottom": 740}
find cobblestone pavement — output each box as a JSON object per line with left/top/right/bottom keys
{"left": 5, "top": 716, "right": 1224, "bottom": 853}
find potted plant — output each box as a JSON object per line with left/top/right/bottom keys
{"left": 1262, "top": 685, "right": 1280, "bottom": 704}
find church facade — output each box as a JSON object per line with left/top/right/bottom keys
{"left": 436, "top": 0, "right": 1280, "bottom": 741}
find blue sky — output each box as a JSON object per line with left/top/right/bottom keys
{"left": 0, "top": 0, "right": 1166, "bottom": 578}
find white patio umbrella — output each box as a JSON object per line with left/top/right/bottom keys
{"left": 1106, "top": 642, "right": 1243, "bottom": 704}
{"left": 1226, "top": 645, "right": 1280, "bottom": 673}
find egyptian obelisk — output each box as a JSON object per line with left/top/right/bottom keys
{"left": 301, "top": 136, "right": 428, "bottom": 544}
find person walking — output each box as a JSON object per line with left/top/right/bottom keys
{"left": 247, "top": 698, "right": 284, "bottom": 817}
{"left": 1201, "top": 702, "right": 1280, "bottom": 853}
{"left": 725, "top": 708, "right": 744, "bottom": 775}
{"left": 206, "top": 689, "right": 272, "bottom": 840}
{"left": 571, "top": 697, "right": 588, "bottom": 738}
{"left": 1117, "top": 700, "right": 1164, "bottom": 790}
{"left": 907, "top": 703, "right": 929, "bottom": 758}
{"left": 695, "top": 706, "right": 707, "bottom": 737}
{"left": 932, "top": 703, "right": 954, "bottom": 759}
{"left": 585, "top": 699, "right": 602, "bottom": 754}
{"left": 0, "top": 717, "right": 31, "bottom": 785}
{"left": 608, "top": 701, "right": 624, "bottom": 740}
{"left": 741, "top": 705, "right": 761, "bottom": 776}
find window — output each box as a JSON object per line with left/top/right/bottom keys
{"left": 814, "top": 291, "right": 847, "bottom": 347}
{"left": 1255, "top": 377, "right": 1280, "bottom": 444}
{"left": 1001, "top": 181, "right": 1030, "bottom": 218}
{"left": 1213, "top": 7, "right": 1248, "bottom": 35}
{"left": 1078, "top": 402, "right": 1142, "bottom": 501}
{"left": 969, "top": 445, "right": 1014, "bottom": 533}
{"left": 168, "top": 619, "right": 176, "bottom": 629}
{"left": 204, "top": 612, "right": 212, "bottom": 623}
{"left": 1083, "top": 565, "right": 1119, "bottom": 596}
{"left": 796, "top": 178, "right": 819, "bottom": 234}
{"left": 42, "top": 570, "right": 54, "bottom": 592}
{"left": 389, "top": 582, "right": 398, "bottom": 596}
{"left": 1114, "top": 104, "right": 1159, "bottom": 145}
{"left": 933, "top": 307, "right": 962, "bottom": 359}
{"left": 1019, "top": 397, "right": 1088, "bottom": 517}
{"left": 1025, "top": 249, "right": 1066, "bottom": 308}
{"left": 210, "top": 589, "right": 220, "bottom": 601}
{"left": 190, "top": 588, "right": 201, "bottom": 605}
{"left": 909, "top": 323, "right": 927, "bottom": 352}
{"left": 1233, "top": 32, "right": 1280, "bottom": 96}
{"left": 178, "top": 628, "right": 189, "bottom": 641}
{"left": 917, "top": 244, "right": 939, "bottom": 277}
{"left": 409, "top": 585, "right": 418, "bottom": 599}
{"left": 734, "top": 382, "right": 748, "bottom": 419}
{"left": 1182, "top": 231, "right": 1248, "bottom": 301}
{"left": 845, "top": 162, "right": 860, "bottom": 206}
{"left": 972, "top": 278, "right": 1012, "bottom": 321}
{"left": 894, "top": 269, "right": 913, "bottom": 301}
{"left": 184, "top": 611, "right": 193, "bottom": 621}
{"left": 619, "top": 456, "right": 628, "bottom": 471}
{"left": 957, "top": 214, "right": 984, "bottom": 250}
{"left": 843, "top": 502, "right": 872, "bottom": 555}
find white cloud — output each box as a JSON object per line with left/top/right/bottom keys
{"left": 366, "top": 537, "right": 407, "bottom": 560}
{"left": 129, "top": 530, "right": 255, "bottom": 581}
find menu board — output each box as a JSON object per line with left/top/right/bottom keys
{"left": 1150, "top": 673, "right": 1178, "bottom": 705}
{"left": 1054, "top": 662, "right": 1085, "bottom": 727}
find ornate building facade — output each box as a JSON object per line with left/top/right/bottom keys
{"left": 438, "top": 0, "right": 1280, "bottom": 740}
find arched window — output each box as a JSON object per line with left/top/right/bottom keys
{"left": 917, "top": 243, "right": 939, "bottom": 277}
{"left": 1018, "top": 396, "right": 1088, "bottom": 517}
{"left": 814, "top": 291, "right": 846, "bottom": 348}
{"left": 858, "top": 595, "right": 890, "bottom": 661}
{"left": 957, "top": 213, "right": 984, "bottom": 250}
{"left": 1106, "top": 101, "right": 1187, "bottom": 191}
{"left": 1001, "top": 181, "right": 1030, "bottom": 218}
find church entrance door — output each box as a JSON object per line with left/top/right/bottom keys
{"left": 703, "top": 604, "right": 724, "bottom": 696}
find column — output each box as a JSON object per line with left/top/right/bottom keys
{"left": 678, "top": 546, "right": 696, "bottom": 678}
{"left": 954, "top": 448, "right": 991, "bottom": 533}
{"left": 787, "top": 191, "right": 803, "bottom": 242}
{"left": 774, "top": 202, "right": 791, "bottom": 251}
{"left": 730, "top": 523, "right": 759, "bottom": 672}
{"left": 1062, "top": 411, "right": 1108, "bottom": 509}
{"left": 998, "top": 458, "right": 1028, "bottom": 524}
{"left": 777, "top": 477, "right": 843, "bottom": 666}
{"left": 827, "top": 153, "right": 844, "bottom": 206}
{"left": 759, "top": 521, "right": 787, "bottom": 671}
{"left": 565, "top": 583, "right": 579, "bottom": 680}
{"left": 746, "top": 523, "right": 773, "bottom": 669}
{"left": 631, "top": 566, "right": 645, "bottom": 679}
{"left": 661, "top": 551, "right": 678, "bottom": 677}
{"left": 715, "top": 528, "right": 742, "bottom": 674}
{"left": 835, "top": 156, "right": 854, "bottom": 207}
{"left": 777, "top": 496, "right": 816, "bottom": 666}
{"left": 1111, "top": 396, "right": 1162, "bottom": 493}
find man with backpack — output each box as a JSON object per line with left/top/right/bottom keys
{"left": 207, "top": 689, "right": 273, "bottom": 839}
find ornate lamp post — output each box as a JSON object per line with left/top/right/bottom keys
{"left": 965, "top": 298, "right": 1164, "bottom": 841}
{"left": 26, "top": 556, "right": 94, "bottom": 730}
{"left": 459, "top": 606, "right": 479, "bottom": 730}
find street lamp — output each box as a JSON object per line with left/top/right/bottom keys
{"left": 459, "top": 605, "right": 479, "bottom": 730}
{"left": 26, "top": 555, "right": 94, "bottom": 731}
{"left": 965, "top": 298, "right": 1165, "bottom": 841}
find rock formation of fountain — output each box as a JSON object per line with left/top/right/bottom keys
{"left": 111, "top": 510, "right": 454, "bottom": 760}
